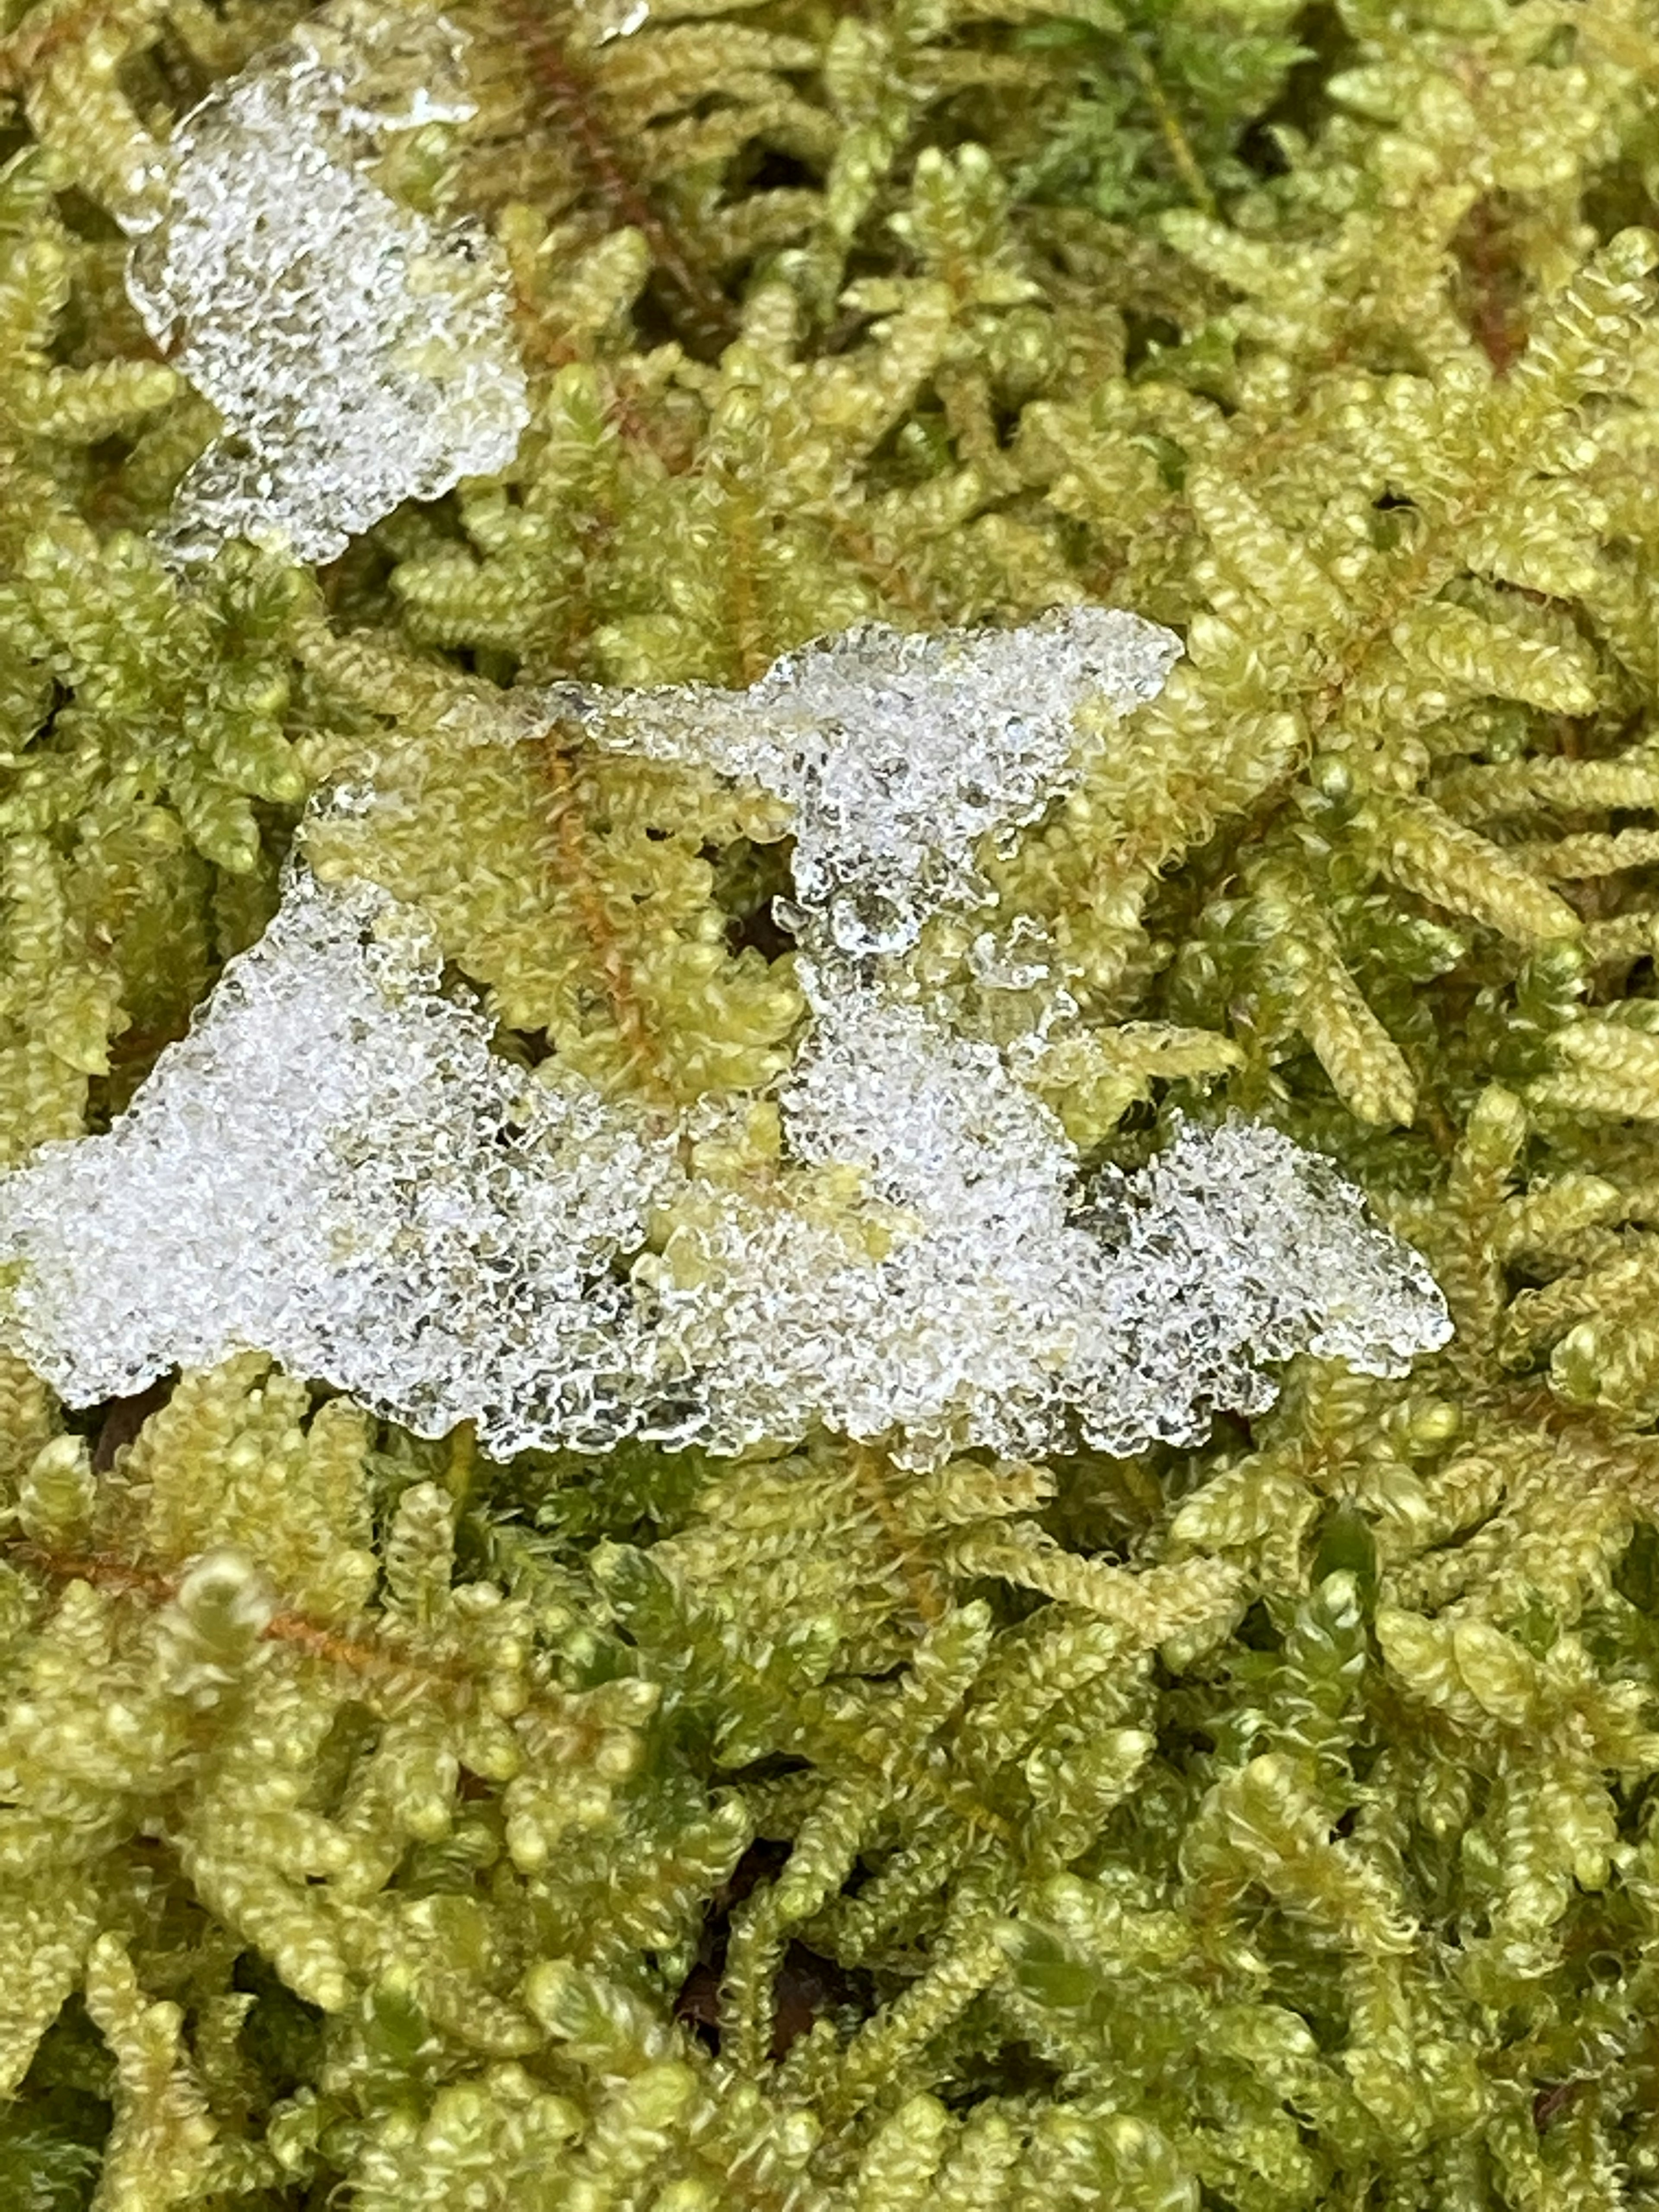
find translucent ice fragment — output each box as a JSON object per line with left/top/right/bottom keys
{"left": 582, "top": 0, "right": 650, "bottom": 41}
{"left": 637, "top": 979, "right": 1100, "bottom": 1460}
{"left": 1069, "top": 1115, "right": 1455, "bottom": 1456}
{"left": 0, "top": 872, "right": 674, "bottom": 1453}
{"left": 124, "top": 0, "right": 529, "bottom": 565}
{"left": 608, "top": 973, "right": 1451, "bottom": 1464}
{"left": 0, "top": 879, "right": 1448, "bottom": 1464}
{"left": 521, "top": 608, "right": 1182, "bottom": 953}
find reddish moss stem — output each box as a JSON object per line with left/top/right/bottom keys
{"left": 500, "top": 0, "right": 735, "bottom": 354}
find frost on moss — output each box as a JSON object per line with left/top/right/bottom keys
{"left": 521, "top": 607, "right": 1184, "bottom": 955}
{"left": 0, "top": 609, "right": 1446, "bottom": 1463}
{"left": 121, "top": 0, "right": 528, "bottom": 564}
{"left": 0, "top": 605, "right": 1186, "bottom": 1453}
{"left": 0, "top": 856, "right": 1447, "bottom": 1462}
{"left": 13, "top": 0, "right": 1659, "bottom": 2201}
{"left": 691, "top": 974, "right": 1450, "bottom": 1461}
{"left": 0, "top": 868, "right": 671, "bottom": 1449}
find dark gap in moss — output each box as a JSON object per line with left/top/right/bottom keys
{"left": 1615, "top": 1520, "right": 1659, "bottom": 1614}
{"left": 730, "top": 147, "right": 821, "bottom": 200}
{"left": 635, "top": 271, "right": 701, "bottom": 359}
{"left": 673, "top": 1836, "right": 875, "bottom": 2058}
{"left": 1122, "top": 312, "right": 1185, "bottom": 376}
{"left": 0, "top": 1999, "right": 114, "bottom": 2211}
{"left": 85, "top": 1374, "right": 176, "bottom": 1470}
{"left": 1243, "top": 3, "right": 1362, "bottom": 149}
{"left": 939, "top": 2041, "right": 1066, "bottom": 2112}
{"left": 50, "top": 188, "right": 127, "bottom": 247}
{"left": 531, "top": 1438, "right": 713, "bottom": 1546}
{"left": 308, "top": 1701, "right": 380, "bottom": 1820}
{"left": 1583, "top": 161, "right": 1659, "bottom": 246}
{"left": 1534, "top": 2077, "right": 1593, "bottom": 2133}
{"left": 115, "top": 19, "right": 222, "bottom": 129}
{"left": 1233, "top": 1597, "right": 1281, "bottom": 1653}
{"left": 1233, "top": 114, "right": 1293, "bottom": 184}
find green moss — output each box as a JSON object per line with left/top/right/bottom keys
{"left": 6, "top": 0, "right": 1659, "bottom": 2202}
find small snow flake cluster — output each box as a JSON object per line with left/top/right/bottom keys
{"left": 123, "top": 0, "right": 528, "bottom": 565}
{"left": 0, "top": 872, "right": 673, "bottom": 1451}
{"left": 523, "top": 609, "right": 1182, "bottom": 955}
{"left": 0, "top": 610, "right": 1451, "bottom": 1462}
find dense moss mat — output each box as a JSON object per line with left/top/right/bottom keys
{"left": 8, "top": 0, "right": 1659, "bottom": 2202}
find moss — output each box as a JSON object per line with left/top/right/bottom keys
{"left": 6, "top": 0, "right": 1659, "bottom": 2202}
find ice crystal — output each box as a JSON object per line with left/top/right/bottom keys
{"left": 0, "top": 877, "right": 1450, "bottom": 1465}
{"left": 638, "top": 977, "right": 1096, "bottom": 1460}
{"left": 123, "top": 0, "right": 529, "bottom": 565}
{"left": 578, "top": 0, "right": 651, "bottom": 42}
{"left": 645, "top": 977, "right": 1452, "bottom": 1463}
{"left": 521, "top": 608, "right": 1182, "bottom": 954}
{"left": 0, "top": 872, "right": 671, "bottom": 1452}
{"left": 1070, "top": 1114, "right": 1454, "bottom": 1456}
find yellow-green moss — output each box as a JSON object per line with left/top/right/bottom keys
{"left": 7, "top": 0, "right": 1659, "bottom": 2203}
